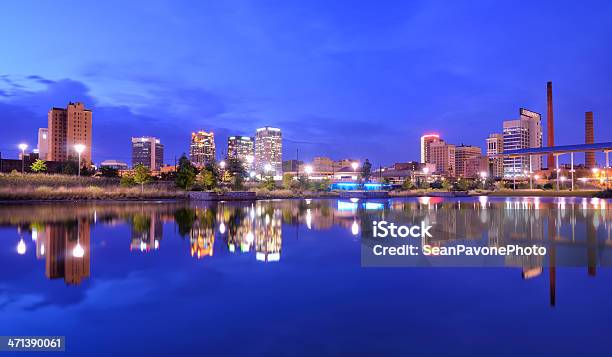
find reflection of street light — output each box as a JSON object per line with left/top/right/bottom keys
{"left": 73, "top": 227, "right": 85, "bottom": 258}
{"left": 17, "top": 238, "right": 26, "bottom": 255}
{"left": 219, "top": 222, "right": 226, "bottom": 234}
{"left": 73, "top": 242, "right": 85, "bottom": 258}
{"left": 351, "top": 220, "right": 359, "bottom": 236}
{"left": 18, "top": 143, "right": 28, "bottom": 173}
{"left": 74, "top": 144, "right": 86, "bottom": 177}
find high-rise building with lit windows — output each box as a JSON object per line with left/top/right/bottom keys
{"left": 48, "top": 102, "right": 92, "bottom": 164}
{"left": 503, "top": 108, "right": 542, "bottom": 178}
{"left": 429, "top": 141, "right": 455, "bottom": 176}
{"left": 227, "top": 136, "right": 254, "bottom": 170}
{"left": 132, "top": 137, "right": 164, "bottom": 170}
{"left": 190, "top": 130, "right": 216, "bottom": 166}
{"left": 455, "top": 145, "right": 482, "bottom": 177}
{"left": 486, "top": 133, "right": 504, "bottom": 178}
{"left": 254, "top": 127, "right": 282, "bottom": 175}
{"left": 420, "top": 134, "right": 441, "bottom": 164}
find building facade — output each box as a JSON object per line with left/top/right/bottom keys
{"left": 131, "top": 137, "right": 164, "bottom": 170}
{"left": 464, "top": 155, "right": 489, "bottom": 179}
{"left": 254, "top": 127, "right": 282, "bottom": 175}
{"left": 486, "top": 133, "right": 504, "bottom": 178}
{"left": 502, "top": 108, "right": 542, "bottom": 178}
{"left": 429, "top": 141, "right": 456, "bottom": 176}
{"left": 37, "top": 128, "right": 49, "bottom": 160}
{"left": 455, "top": 145, "right": 482, "bottom": 177}
{"left": 420, "top": 134, "right": 441, "bottom": 164}
{"left": 190, "top": 131, "right": 216, "bottom": 166}
{"left": 47, "top": 102, "right": 93, "bottom": 164}
{"left": 227, "top": 136, "right": 254, "bottom": 170}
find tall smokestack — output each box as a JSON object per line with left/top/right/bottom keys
{"left": 585, "top": 111, "right": 595, "bottom": 168}
{"left": 546, "top": 81, "right": 555, "bottom": 169}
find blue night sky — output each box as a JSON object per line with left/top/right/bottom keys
{"left": 1, "top": 1, "right": 611, "bottom": 166}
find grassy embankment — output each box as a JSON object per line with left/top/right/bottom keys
{"left": 0, "top": 173, "right": 185, "bottom": 201}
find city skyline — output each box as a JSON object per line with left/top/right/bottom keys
{"left": 1, "top": 1, "right": 612, "bottom": 166}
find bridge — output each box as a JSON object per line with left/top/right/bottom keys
{"left": 499, "top": 142, "right": 612, "bottom": 191}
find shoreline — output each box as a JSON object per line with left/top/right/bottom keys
{"left": 0, "top": 189, "right": 606, "bottom": 203}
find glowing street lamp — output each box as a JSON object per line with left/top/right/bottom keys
{"left": 480, "top": 171, "right": 487, "bottom": 179}
{"left": 304, "top": 165, "right": 313, "bottom": 178}
{"left": 351, "top": 162, "right": 359, "bottom": 171}
{"left": 74, "top": 144, "right": 86, "bottom": 177}
{"left": 18, "top": 143, "right": 28, "bottom": 173}
{"left": 219, "top": 160, "right": 226, "bottom": 169}
{"left": 560, "top": 176, "right": 567, "bottom": 190}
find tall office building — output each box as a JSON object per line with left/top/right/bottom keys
{"left": 227, "top": 136, "right": 254, "bottom": 170}
{"left": 132, "top": 137, "right": 164, "bottom": 170}
{"left": 420, "top": 134, "right": 441, "bottom": 163}
{"left": 503, "top": 108, "right": 542, "bottom": 178}
{"left": 190, "top": 130, "right": 216, "bottom": 166}
{"left": 254, "top": 126, "right": 282, "bottom": 175}
{"left": 37, "top": 128, "right": 49, "bottom": 160}
{"left": 48, "top": 102, "right": 93, "bottom": 163}
{"left": 429, "top": 141, "right": 456, "bottom": 176}
{"left": 455, "top": 145, "right": 482, "bottom": 177}
{"left": 486, "top": 133, "right": 504, "bottom": 178}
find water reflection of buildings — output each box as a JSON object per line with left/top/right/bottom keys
{"left": 36, "top": 220, "right": 91, "bottom": 285}
{"left": 254, "top": 204, "right": 282, "bottom": 262}
{"left": 130, "top": 212, "right": 163, "bottom": 252}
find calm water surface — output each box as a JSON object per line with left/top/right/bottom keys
{"left": 1, "top": 197, "right": 611, "bottom": 356}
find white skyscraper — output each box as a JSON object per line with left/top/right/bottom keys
{"left": 502, "top": 108, "right": 542, "bottom": 178}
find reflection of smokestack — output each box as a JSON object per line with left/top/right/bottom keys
{"left": 546, "top": 81, "right": 555, "bottom": 169}
{"left": 585, "top": 111, "right": 595, "bottom": 168}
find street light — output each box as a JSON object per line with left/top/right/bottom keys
{"left": 304, "top": 165, "right": 313, "bottom": 178}
{"left": 18, "top": 143, "right": 28, "bottom": 173}
{"left": 560, "top": 176, "right": 567, "bottom": 190}
{"left": 74, "top": 144, "right": 86, "bottom": 177}
{"left": 219, "top": 160, "right": 226, "bottom": 169}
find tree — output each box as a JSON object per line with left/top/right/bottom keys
{"left": 198, "top": 168, "right": 218, "bottom": 190}
{"left": 260, "top": 176, "right": 276, "bottom": 191}
{"left": 62, "top": 161, "right": 78, "bottom": 175}
{"left": 402, "top": 178, "right": 415, "bottom": 190}
{"left": 133, "top": 164, "right": 152, "bottom": 192}
{"left": 282, "top": 173, "right": 295, "bottom": 190}
{"left": 120, "top": 173, "right": 136, "bottom": 187}
{"left": 454, "top": 178, "right": 470, "bottom": 191}
{"left": 100, "top": 166, "right": 119, "bottom": 178}
{"left": 226, "top": 158, "right": 247, "bottom": 190}
{"left": 30, "top": 159, "right": 47, "bottom": 173}
{"left": 175, "top": 155, "right": 197, "bottom": 189}
{"left": 360, "top": 159, "right": 372, "bottom": 182}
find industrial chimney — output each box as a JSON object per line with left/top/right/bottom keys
{"left": 546, "top": 81, "right": 555, "bottom": 169}
{"left": 585, "top": 111, "right": 595, "bottom": 168}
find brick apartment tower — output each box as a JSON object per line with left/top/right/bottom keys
{"left": 48, "top": 102, "right": 93, "bottom": 164}
{"left": 546, "top": 81, "right": 555, "bottom": 169}
{"left": 585, "top": 111, "right": 595, "bottom": 168}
